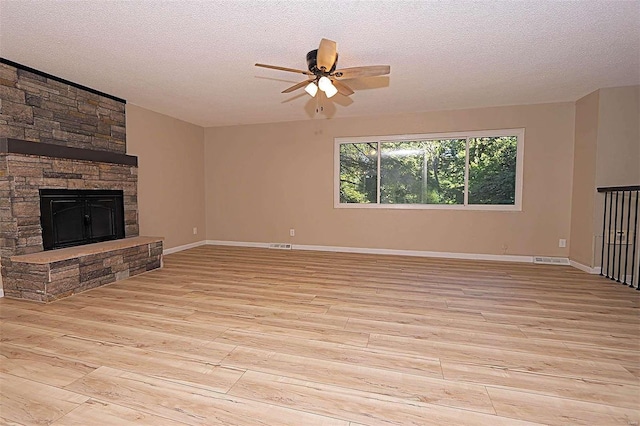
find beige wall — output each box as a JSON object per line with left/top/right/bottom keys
{"left": 570, "top": 90, "right": 600, "bottom": 266}
{"left": 126, "top": 104, "right": 206, "bottom": 250}
{"left": 204, "top": 102, "right": 575, "bottom": 257}
{"left": 593, "top": 86, "right": 640, "bottom": 268}
{"left": 569, "top": 86, "right": 639, "bottom": 268}
{"left": 595, "top": 86, "right": 640, "bottom": 187}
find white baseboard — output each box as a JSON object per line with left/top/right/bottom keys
{"left": 207, "top": 240, "right": 271, "bottom": 249}
{"left": 206, "top": 240, "right": 533, "bottom": 263}
{"left": 294, "top": 244, "right": 533, "bottom": 263}
{"left": 569, "top": 260, "right": 601, "bottom": 274}
{"left": 163, "top": 240, "right": 207, "bottom": 255}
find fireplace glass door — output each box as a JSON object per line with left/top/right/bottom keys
{"left": 40, "top": 189, "right": 125, "bottom": 250}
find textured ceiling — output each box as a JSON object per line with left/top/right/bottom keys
{"left": 1, "top": 1, "right": 639, "bottom": 127}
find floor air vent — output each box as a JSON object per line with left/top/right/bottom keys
{"left": 269, "top": 243, "right": 292, "bottom": 250}
{"left": 533, "top": 256, "right": 570, "bottom": 265}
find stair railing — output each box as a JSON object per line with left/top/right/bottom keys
{"left": 597, "top": 185, "right": 639, "bottom": 289}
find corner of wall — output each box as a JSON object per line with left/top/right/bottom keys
{"left": 126, "top": 105, "right": 207, "bottom": 251}
{"left": 569, "top": 89, "right": 600, "bottom": 267}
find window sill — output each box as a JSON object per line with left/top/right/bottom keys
{"left": 334, "top": 203, "right": 522, "bottom": 211}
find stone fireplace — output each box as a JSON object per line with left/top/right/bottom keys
{"left": 0, "top": 58, "right": 162, "bottom": 302}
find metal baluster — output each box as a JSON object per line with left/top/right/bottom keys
{"left": 630, "top": 190, "right": 639, "bottom": 289}
{"left": 600, "top": 191, "right": 608, "bottom": 277}
{"left": 623, "top": 190, "right": 631, "bottom": 286}
{"left": 603, "top": 193, "right": 613, "bottom": 278}
{"left": 613, "top": 191, "right": 620, "bottom": 281}
{"left": 617, "top": 191, "right": 625, "bottom": 283}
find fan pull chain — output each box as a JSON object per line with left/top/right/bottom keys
{"left": 315, "top": 93, "right": 323, "bottom": 114}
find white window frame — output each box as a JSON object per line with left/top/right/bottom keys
{"left": 334, "top": 128, "right": 524, "bottom": 211}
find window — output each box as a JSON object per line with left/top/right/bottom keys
{"left": 335, "top": 129, "right": 524, "bottom": 210}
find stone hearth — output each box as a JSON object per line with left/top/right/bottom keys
{"left": 7, "top": 237, "right": 162, "bottom": 302}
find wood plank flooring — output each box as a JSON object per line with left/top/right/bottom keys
{"left": 1, "top": 245, "right": 639, "bottom": 425}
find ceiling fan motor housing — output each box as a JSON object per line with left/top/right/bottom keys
{"left": 306, "top": 49, "right": 337, "bottom": 75}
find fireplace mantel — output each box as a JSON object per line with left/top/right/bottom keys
{"left": 1, "top": 138, "right": 137, "bottom": 166}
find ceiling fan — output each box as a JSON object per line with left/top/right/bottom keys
{"left": 255, "top": 38, "right": 390, "bottom": 99}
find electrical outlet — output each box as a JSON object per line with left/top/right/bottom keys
{"left": 606, "top": 230, "right": 627, "bottom": 245}
{"left": 289, "top": 228, "right": 295, "bottom": 237}
{"left": 559, "top": 239, "right": 566, "bottom": 248}
{"left": 193, "top": 227, "right": 197, "bottom": 235}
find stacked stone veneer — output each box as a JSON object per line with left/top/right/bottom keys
{"left": 7, "top": 240, "right": 163, "bottom": 302}
{"left": 0, "top": 62, "right": 126, "bottom": 153}
{"left": 0, "top": 60, "right": 161, "bottom": 301}
{"left": 0, "top": 154, "right": 139, "bottom": 255}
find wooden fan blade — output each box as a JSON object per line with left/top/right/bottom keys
{"left": 255, "top": 63, "right": 313, "bottom": 76}
{"left": 282, "top": 79, "right": 315, "bottom": 94}
{"left": 332, "top": 65, "right": 391, "bottom": 80}
{"left": 316, "top": 38, "right": 337, "bottom": 71}
{"left": 332, "top": 80, "right": 354, "bottom": 96}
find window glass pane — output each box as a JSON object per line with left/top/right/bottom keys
{"left": 468, "top": 136, "right": 517, "bottom": 205}
{"left": 380, "top": 139, "right": 465, "bottom": 204}
{"left": 339, "top": 142, "right": 378, "bottom": 203}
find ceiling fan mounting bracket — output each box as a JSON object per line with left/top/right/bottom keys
{"left": 306, "top": 49, "right": 337, "bottom": 76}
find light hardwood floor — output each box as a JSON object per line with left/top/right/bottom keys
{"left": 1, "top": 245, "right": 638, "bottom": 425}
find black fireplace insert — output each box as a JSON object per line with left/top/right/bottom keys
{"left": 39, "top": 189, "right": 125, "bottom": 250}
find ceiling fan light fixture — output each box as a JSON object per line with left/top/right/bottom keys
{"left": 318, "top": 76, "right": 333, "bottom": 92}
{"left": 255, "top": 38, "right": 391, "bottom": 101}
{"left": 304, "top": 82, "right": 318, "bottom": 97}
{"left": 324, "top": 83, "right": 338, "bottom": 98}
